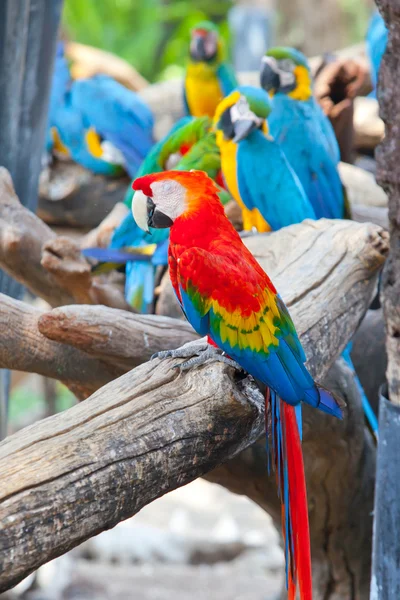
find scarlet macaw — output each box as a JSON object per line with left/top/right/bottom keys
{"left": 131, "top": 169, "right": 344, "bottom": 600}
{"left": 83, "top": 117, "right": 230, "bottom": 312}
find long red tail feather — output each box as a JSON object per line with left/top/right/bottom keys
{"left": 266, "top": 390, "right": 313, "bottom": 600}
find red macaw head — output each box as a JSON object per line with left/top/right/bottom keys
{"left": 132, "top": 170, "right": 220, "bottom": 232}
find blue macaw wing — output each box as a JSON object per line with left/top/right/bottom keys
{"left": 268, "top": 95, "right": 343, "bottom": 219}
{"left": 125, "top": 260, "right": 156, "bottom": 313}
{"left": 367, "top": 10, "right": 388, "bottom": 93}
{"left": 70, "top": 75, "right": 154, "bottom": 174}
{"left": 237, "top": 130, "right": 315, "bottom": 230}
{"left": 217, "top": 62, "right": 239, "bottom": 97}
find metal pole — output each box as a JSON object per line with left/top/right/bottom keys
{"left": 0, "top": 0, "right": 64, "bottom": 439}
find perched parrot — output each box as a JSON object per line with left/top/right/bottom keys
{"left": 260, "top": 48, "right": 377, "bottom": 436}
{"left": 366, "top": 10, "right": 388, "bottom": 97}
{"left": 259, "top": 47, "right": 345, "bottom": 220}
{"left": 83, "top": 117, "right": 230, "bottom": 313}
{"left": 131, "top": 169, "right": 344, "bottom": 600}
{"left": 49, "top": 54, "right": 154, "bottom": 177}
{"left": 184, "top": 21, "right": 238, "bottom": 118}
{"left": 214, "top": 86, "right": 315, "bottom": 232}
{"left": 260, "top": 47, "right": 340, "bottom": 165}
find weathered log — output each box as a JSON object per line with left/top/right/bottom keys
{"left": 65, "top": 42, "right": 149, "bottom": 91}
{"left": 38, "top": 161, "right": 130, "bottom": 229}
{"left": 0, "top": 318, "right": 376, "bottom": 595}
{"left": 38, "top": 306, "right": 198, "bottom": 372}
{"left": 0, "top": 294, "right": 122, "bottom": 399}
{"left": 353, "top": 96, "right": 384, "bottom": 150}
{"left": 339, "top": 162, "right": 388, "bottom": 208}
{"left": 0, "top": 168, "right": 129, "bottom": 310}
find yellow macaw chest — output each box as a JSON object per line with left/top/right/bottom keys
{"left": 185, "top": 63, "right": 223, "bottom": 118}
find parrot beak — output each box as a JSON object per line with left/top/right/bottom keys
{"left": 132, "top": 190, "right": 174, "bottom": 233}
{"left": 190, "top": 31, "right": 217, "bottom": 62}
{"left": 232, "top": 118, "right": 258, "bottom": 143}
{"left": 260, "top": 58, "right": 281, "bottom": 94}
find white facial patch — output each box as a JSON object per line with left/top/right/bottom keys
{"left": 132, "top": 189, "right": 149, "bottom": 232}
{"left": 262, "top": 55, "right": 296, "bottom": 88}
{"left": 151, "top": 179, "right": 187, "bottom": 221}
{"left": 231, "top": 96, "right": 264, "bottom": 128}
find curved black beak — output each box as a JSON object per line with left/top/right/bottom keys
{"left": 232, "top": 118, "right": 258, "bottom": 143}
{"left": 260, "top": 60, "right": 280, "bottom": 94}
{"left": 146, "top": 196, "right": 173, "bottom": 229}
{"left": 190, "top": 33, "right": 217, "bottom": 62}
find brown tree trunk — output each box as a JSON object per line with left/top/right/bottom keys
{"left": 376, "top": 2, "right": 400, "bottom": 406}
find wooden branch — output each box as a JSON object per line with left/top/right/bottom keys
{"left": 38, "top": 161, "right": 130, "bottom": 229}
{"left": 0, "top": 360, "right": 264, "bottom": 592}
{"left": 0, "top": 294, "right": 122, "bottom": 399}
{"left": 38, "top": 306, "right": 199, "bottom": 372}
{"left": 65, "top": 42, "right": 149, "bottom": 91}
{"left": 0, "top": 168, "right": 129, "bottom": 310}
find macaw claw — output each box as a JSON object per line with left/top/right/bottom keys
{"left": 151, "top": 337, "right": 244, "bottom": 373}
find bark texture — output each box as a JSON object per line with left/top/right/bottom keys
{"left": 375, "top": 1, "right": 400, "bottom": 405}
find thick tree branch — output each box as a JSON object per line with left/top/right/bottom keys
{"left": 0, "top": 294, "right": 122, "bottom": 398}
{"left": 0, "top": 167, "right": 129, "bottom": 310}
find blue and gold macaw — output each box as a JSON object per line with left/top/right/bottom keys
{"left": 260, "top": 47, "right": 344, "bottom": 220}
{"left": 83, "top": 116, "right": 230, "bottom": 313}
{"left": 366, "top": 10, "right": 388, "bottom": 97}
{"left": 213, "top": 85, "right": 315, "bottom": 233}
{"left": 184, "top": 21, "right": 238, "bottom": 118}
{"left": 48, "top": 47, "right": 154, "bottom": 177}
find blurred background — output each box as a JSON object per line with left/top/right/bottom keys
{"left": 62, "top": 0, "right": 374, "bottom": 82}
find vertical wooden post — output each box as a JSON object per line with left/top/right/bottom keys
{"left": 0, "top": 0, "right": 63, "bottom": 438}
{"left": 371, "top": 3, "right": 400, "bottom": 598}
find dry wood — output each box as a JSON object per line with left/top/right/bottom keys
{"left": 339, "top": 162, "right": 388, "bottom": 208}
{"left": 374, "top": 3, "right": 400, "bottom": 406}
{"left": 0, "top": 294, "right": 122, "bottom": 399}
{"left": 38, "top": 306, "right": 199, "bottom": 372}
{"left": 65, "top": 42, "right": 149, "bottom": 91}
{"left": 353, "top": 96, "right": 384, "bottom": 150}
{"left": 0, "top": 168, "right": 129, "bottom": 310}
{"left": 38, "top": 161, "right": 130, "bottom": 229}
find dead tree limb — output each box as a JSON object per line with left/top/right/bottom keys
{"left": 0, "top": 294, "right": 122, "bottom": 398}
{"left": 0, "top": 168, "right": 129, "bottom": 310}
{"left": 38, "top": 161, "right": 130, "bottom": 229}
{"left": 38, "top": 306, "right": 199, "bottom": 371}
